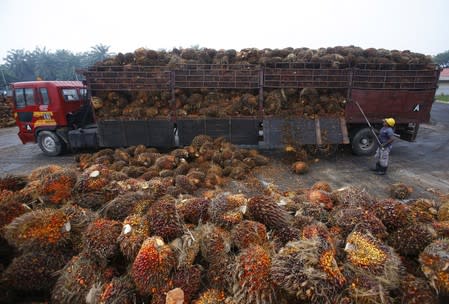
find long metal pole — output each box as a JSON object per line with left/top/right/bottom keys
{"left": 354, "top": 100, "right": 382, "bottom": 146}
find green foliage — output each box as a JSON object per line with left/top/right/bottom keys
{"left": 433, "top": 50, "right": 449, "bottom": 67}
{"left": 0, "top": 44, "right": 112, "bottom": 83}
{"left": 436, "top": 94, "right": 449, "bottom": 103}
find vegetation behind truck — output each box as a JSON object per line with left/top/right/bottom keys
{"left": 10, "top": 52, "right": 440, "bottom": 156}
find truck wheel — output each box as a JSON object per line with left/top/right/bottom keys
{"left": 351, "top": 128, "right": 377, "bottom": 156}
{"left": 37, "top": 131, "right": 63, "bottom": 156}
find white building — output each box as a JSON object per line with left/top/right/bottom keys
{"left": 436, "top": 68, "right": 449, "bottom": 95}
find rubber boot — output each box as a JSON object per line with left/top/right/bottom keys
{"left": 371, "top": 162, "right": 380, "bottom": 172}
{"left": 375, "top": 165, "right": 387, "bottom": 175}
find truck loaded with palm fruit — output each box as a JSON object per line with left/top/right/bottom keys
{"left": 10, "top": 46, "right": 440, "bottom": 156}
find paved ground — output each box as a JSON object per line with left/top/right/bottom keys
{"left": 1, "top": 102, "right": 448, "bottom": 200}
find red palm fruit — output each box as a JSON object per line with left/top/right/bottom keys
{"left": 210, "top": 193, "right": 246, "bottom": 228}
{"left": 246, "top": 195, "right": 292, "bottom": 230}
{"left": 370, "top": 198, "right": 413, "bottom": 232}
{"left": 39, "top": 169, "right": 78, "bottom": 204}
{"left": 114, "top": 148, "right": 131, "bottom": 163}
{"left": 291, "top": 161, "right": 308, "bottom": 174}
{"left": 147, "top": 177, "right": 168, "bottom": 198}
{"left": 307, "top": 189, "right": 334, "bottom": 210}
{"left": 231, "top": 220, "right": 268, "bottom": 250}
{"left": 419, "top": 239, "right": 449, "bottom": 295}
{"left": 432, "top": 220, "right": 449, "bottom": 238}
{"left": 191, "top": 134, "right": 213, "bottom": 149}
{"left": 172, "top": 265, "right": 202, "bottom": 302}
{"left": 83, "top": 218, "right": 122, "bottom": 261}
{"left": 155, "top": 155, "right": 177, "bottom": 170}
{"left": 51, "top": 254, "right": 108, "bottom": 303}
{"left": 28, "top": 164, "right": 63, "bottom": 182}
{"left": 0, "top": 175, "right": 27, "bottom": 191}
{"left": 4, "top": 208, "right": 71, "bottom": 250}
{"left": 400, "top": 274, "right": 438, "bottom": 304}
{"left": 176, "top": 197, "right": 210, "bottom": 225}
{"left": 311, "top": 180, "right": 332, "bottom": 192}
{"left": 330, "top": 207, "right": 388, "bottom": 239}
{"left": 387, "top": 223, "right": 433, "bottom": 256}
{"left": 118, "top": 214, "right": 150, "bottom": 261}
{"left": 72, "top": 190, "right": 113, "bottom": 211}
{"left": 175, "top": 175, "right": 197, "bottom": 194}
{"left": 232, "top": 244, "right": 276, "bottom": 303}
{"left": 192, "top": 289, "right": 226, "bottom": 304}
{"left": 75, "top": 165, "right": 111, "bottom": 193}
{"left": 2, "top": 247, "right": 73, "bottom": 292}
{"left": 96, "top": 275, "right": 138, "bottom": 304}
{"left": 147, "top": 196, "right": 183, "bottom": 242}
{"left": 271, "top": 237, "right": 344, "bottom": 302}
{"left": 131, "top": 236, "right": 176, "bottom": 296}
{"left": 344, "top": 230, "right": 402, "bottom": 291}
{"left": 297, "top": 200, "right": 330, "bottom": 223}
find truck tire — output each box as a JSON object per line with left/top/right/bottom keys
{"left": 37, "top": 131, "right": 64, "bottom": 156}
{"left": 351, "top": 127, "right": 377, "bottom": 156}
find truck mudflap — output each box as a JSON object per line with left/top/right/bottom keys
{"left": 97, "top": 120, "right": 175, "bottom": 148}
{"left": 177, "top": 118, "right": 260, "bottom": 146}
{"left": 260, "top": 116, "right": 349, "bottom": 149}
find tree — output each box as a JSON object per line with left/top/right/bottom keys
{"left": 433, "top": 50, "right": 449, "bottom": 68}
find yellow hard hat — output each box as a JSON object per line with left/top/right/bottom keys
{"left": 384, "top": 118, "right": 395, "bottom": 127}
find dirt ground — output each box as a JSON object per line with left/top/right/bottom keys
{"left": 1, "top": 102, "right": 448, "bottom": 201}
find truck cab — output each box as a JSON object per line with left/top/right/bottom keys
{"left": 11, "top": 81, "right": 91, "bottom": 155}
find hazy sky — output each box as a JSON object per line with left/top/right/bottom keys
{"left": 0, "top": 0, "right": 448, "bottom": 64}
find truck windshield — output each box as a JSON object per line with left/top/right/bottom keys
{"left": 62, "top": 88, "right": 79, "bottom": 102}
{"left": 14, "top": 88, "right": 35, "bottom": 108}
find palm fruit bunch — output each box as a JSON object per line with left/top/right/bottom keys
{"left": 419, "top": 238, "right": 449, "bottom": 295}
{"left": 147, "top": 195, "right": 183, "bottom": 242}
{"left": 82, "top": 218, "right": 122, "bottom": 262}
{"left": 331, "top": 186, "right": 375, "bottom": 209}
{"left": 172, "top": 265, "right": 202, "bottom": 303}
{"left": 171, "top": 229, "right": 201, "bottom": 267}
{"left": 192, "top": 289, "right": 226, "bottom": 304}
{"left": 409, "top": 198, "right": 438, "bottom": 223}
{"left": 74, "top": 164, "right": 112, "bottom": 193}
{"left": 176, "top": 197, "right": 210, "bottom": 225}
{"left": 0, "top": 193, "right": 28, "bottom": 233}
{"left": 389, "top": 182, "right": 413, "bottom": 199}
{"left": 438, "top": 202, "right": 449, "bottom": 221}
{"left": 72, "top": 190, "right": 114, "bottom": 211}
{"left": 199, "top": 224, "right": 232, "bottom": 289}
{"left": 4, "top": 208, "right": 71, "bottom": 250}
{"left": 344, "top": 270, "right": 393, "bottom": 303}
{"left": 131, "top": 236, "right": 176, "bottom": 296}
{"left": 99, "top": 192, "right": 147, "bottom": 221}
{"left": 51, "top": 254, "right": 110, "bottom": 303}
{"left": 210, "top": 192, "right": 247, "bottom": 228}
{"left": 175, "top": 174, "right": 197, "bottom": 194}
{"left": 329, "top": 207, "right": 388, "bottom": 239}
{"left": 344, "top": 229, "right": 402, "bottom": 291}
{"left": 231, "top": 220, "right": 268, "bottom": 250}
{"left": 230, "top": 244, "right": 276, "bottom": 304}
{"left": 0, "top": 174, "right": 27, "bottom": 192}
{"left": 271, "top": 236, "right": 344, "bottom": 302}
{"left": 387, "top": 223, "right": 434, "bottom": 256}
{"left": 291, "top": 161, "right": 309, "bottom": 174}
{"left": 311, "top": 180, "right": 332, "bottom": 192}
{"left": 27, "top": 164, "right": 64, "bottom": 182}
{"left": 246, "top": 195, "right": 292, "bottom": 230}
{"left": 61, "top": 203, "right": 98, "bottom": 252}
{"left": 38, "top": 168, "right": 78, "bottom": 205}
{"left": 432, "top": 220, "right": 449, "bottom": 238}
{"left": 399, "top": 274, "right": 438, "bottom": 304}
{"left": 295, "top": 200, "right": 330, "bottom": 224}
{"left": 92, "top": 275, "right": 138, "bottom": 304}
{"left": 306, "top": 189, "right": 334, "bottom": 210}
{"left": 369, "top": 198, "right": 413, "bottom": 232}
{"left": 118, "top": 214, "right": 150, "bottom": 261}
{"left": 1, "top": 247, "right": 73, "bottom": 293}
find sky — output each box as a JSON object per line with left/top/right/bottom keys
{"left": 0, "top": 0, "right": 448, "bottom": 64}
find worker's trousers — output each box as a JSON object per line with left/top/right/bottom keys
{"left": 374, "top": 146, "right": 391, "bottom": 167}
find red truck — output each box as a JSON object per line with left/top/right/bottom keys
{"left": 10, "top": 63, "right": 440, "bottom": 156}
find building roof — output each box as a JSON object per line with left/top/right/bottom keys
{"left": 440, "top": 68, "right": 449, "bottom": 81}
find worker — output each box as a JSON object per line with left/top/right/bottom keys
{"left": 372, "top": 118, "right": 395, "bottom": 175}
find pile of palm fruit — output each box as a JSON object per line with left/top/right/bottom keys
{"left": 1, "top": 135, "right": 448, "bottom": 303}
{"left": 90, "top": 46, "right": 433, "bottom": 120}
{"left": 0, "top": 95, "right": 15, "bottom": 128}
